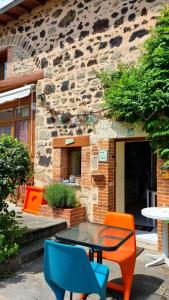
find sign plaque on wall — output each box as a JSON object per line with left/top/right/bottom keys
{"left": 99, "top": 150, "right": 108, "bottom": 162}
{"left": 65, "top": 138, "right": 74, "bottom": 145}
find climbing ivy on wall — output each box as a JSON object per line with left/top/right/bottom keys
{"left": 100, "top": 7, "right": 169, "bottom": 164}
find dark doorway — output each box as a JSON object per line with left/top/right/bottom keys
{"left": 125, "top": 141, "right": 156, "bottom": 229}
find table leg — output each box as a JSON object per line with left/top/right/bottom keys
{"left": 163, "top": 222, "right": 168, "bottom": 257}
{"left": 96, "top": 250, "right": 102, "bottom": 264}
{"left": 89, "top": 248, "right": 94, "bottom": 261}
{"left": 145, "top": 222, "right": 169, "bottom": 267}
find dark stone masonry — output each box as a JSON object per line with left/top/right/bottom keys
{"left": 58, "top": 10, "right": 76, "bottom": 28}
{"left": 61, "top": 81, "right": 69, "bottom": 92}
{"left": 93, "top": 19, "right": 109, "bottom": 34}
{"left": 44, "top": 84, "right": 56, "bottom": 95}
{"left": 129, "top": 28, "right": 149, "bottom": 42}
{"left": 109, "top": 36, "right": 123, "bottom": 48}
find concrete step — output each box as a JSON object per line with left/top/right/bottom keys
{"left": 17, "top": 213, "right": 67, "bottom": 245}
{"left": 17, "top": 214, "right": 67, "bottom": 263}
{"left": 19, "top": 235, "right": 56, "bottom": 264}
{"left": 0, "top": 214, "right": 67, "bottom": 276}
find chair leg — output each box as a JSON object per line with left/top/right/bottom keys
{"left": 120, "top": 258, "right": 135, "bottom": 300}
{"left": 79, "top": 294, "right": 88, "bottom": 299}
{"left": 70, "top": 292, "right": 73, "bottom": 300}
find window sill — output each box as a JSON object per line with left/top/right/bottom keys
{"left": 91, "top": 171, "right": 104, "bottom": 176}
{"left": 62, "top": 181, "right": 81, "bottom": 188}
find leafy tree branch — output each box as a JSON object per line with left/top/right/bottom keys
{"left": 100, "top": 7, "right": 169, "bottom": 165}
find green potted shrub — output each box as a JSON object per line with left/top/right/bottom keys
{"left": 42, "top": 183, "right": 86, "bottom": 227}
{"left": 44, "top": 183, "right": 77, "bottom": 208}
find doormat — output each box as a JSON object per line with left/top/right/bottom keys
{"left": 136, "top": 246, "right": 144, "bottom": 257}
{"left": 136, "top": 224, "right": 154, "bottom": 232}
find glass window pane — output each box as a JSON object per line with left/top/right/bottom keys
{"left": 4, "top": 62, "right": 7, "bottom": 80}
{"left": 0, "top": 126, "right": 11, "bottom": 136}
{"left": 69, "top": 149, "right": 81, "bottom": 177}
{"left": 15, "top": 120, "right": 29, "bottom": 144}
{"left": 16, "top": 105, "right": 29, "bottom": 118}
{"left": 0, "top": 108, "right": 13, "bottom": 121}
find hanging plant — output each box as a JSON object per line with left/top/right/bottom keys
{"left": 86, "top": 114, "right": 98, "bottom": 125}
{"left": 69, "top": 117, "right": 77, "bottom": 128}
{"left": 88, "top": 128, "right": 94, "bottom": 133}
{"left": 76, "top": 128, "right": 83, "bottom": 135}
{"left": 78, "top": 114, "right": 86, "bottom": 122}
{"left": 60, "top": 112, "right": 71, "bottom": 124}
{"left": 160, "top": 165, "right": 169, "bottom": 180}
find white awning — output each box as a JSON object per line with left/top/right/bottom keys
{"left": 0, "top": 84, "right": 35, "bottom": 105}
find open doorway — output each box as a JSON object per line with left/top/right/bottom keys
{"left": 125, "top": 141, "right": 157, "bottom": 230}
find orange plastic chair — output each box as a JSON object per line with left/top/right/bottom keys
{"left": 23, "top": 186, "right": 47, "bottom": 214}
{"left": 102, "top": 212, "right": 136, "bottom": 300}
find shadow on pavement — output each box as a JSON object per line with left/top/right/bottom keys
{"left": 107, "top": 274, "right": 164, "bottom": 300}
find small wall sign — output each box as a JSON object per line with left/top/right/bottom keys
{"left": 127, "top": 128, "right": 134, "bottom": 136}
{"left": 99, "top": 150, "right": 108, "bottom": 162}
{"left": 65, "top": 138, "right": 74, "bottom": 145}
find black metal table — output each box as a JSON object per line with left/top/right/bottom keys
{"left": 55, "top": 221, "right": 133, "bottom": 263}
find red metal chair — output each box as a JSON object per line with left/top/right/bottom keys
{"left": 102, "top": 212, "right": 136, "bottom": 300}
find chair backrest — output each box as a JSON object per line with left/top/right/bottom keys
{"left": 44, "top": 240, "right": 102, "bottom": 296}
{"left": 103, "top": 212, "right": 136, "bottom": 252}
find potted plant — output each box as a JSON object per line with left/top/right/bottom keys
{"left": 44, "top": 183, "right": 77, "bottom": 208}
{"left": 160, "top": 161, "right": 169, "bottom": 180}
{"left": 40, "top": 183, "right": 86, "bottom": 227}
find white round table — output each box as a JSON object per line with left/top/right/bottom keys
{"left": 141, "top": 207, "right": 169, "bottom": 267}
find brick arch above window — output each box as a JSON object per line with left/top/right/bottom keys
{"left": 0, "top": 35, "right": 40, "bottom": 79}
{"left": 0, "top": 36, "right": 36, "bottom": 57}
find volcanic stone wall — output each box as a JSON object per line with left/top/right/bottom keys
{"left": 0, "top": 0, "right": 167, "bottom": 186}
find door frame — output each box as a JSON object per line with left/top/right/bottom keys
{"left": 115, "top": 137, "right": 148, "bottom": 213}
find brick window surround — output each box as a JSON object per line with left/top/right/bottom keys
{"left": 53, "top": 136, "right": 116, "bottom": 224}
{"left": 53, "top": 135, "right": 90, "bottom": 182}
{"left": 0, "top": 47, "right": 12, "bottom": 80}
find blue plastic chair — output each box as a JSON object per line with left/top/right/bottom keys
{"left": 44, "top": 240, "right": 109, "bottom": 300}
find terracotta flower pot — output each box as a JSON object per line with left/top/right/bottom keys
{"left": 160, "top": 166, "right": 169, "bottom": 180}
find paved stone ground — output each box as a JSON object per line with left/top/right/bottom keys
{"left": 0, "top": 248, "right": 169, "bottom": 300}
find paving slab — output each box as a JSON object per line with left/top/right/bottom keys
{"left": 0, "top": 249, "right": 169, "bottom": 300}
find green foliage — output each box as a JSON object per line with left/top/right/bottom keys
{"left": 98, "top": 65, "right": 143, "bottom": 122}
{"left": 0, "top": 135, "right": 31, "bottom": 205}
{"left": 101, "top": 7, "right": 169, "bottom": 164}
{"left": 44, "top": 183, "right": 77, "bottom": 208}
{"left": 0, "top": 233, "right": 19, "bottom": 264}
{"left": 0, "top": 135, "right": 31, "bottom": 264}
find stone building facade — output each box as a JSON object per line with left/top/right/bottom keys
{"left": 0, "top": 0, "right": 169, "bottom": 248}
